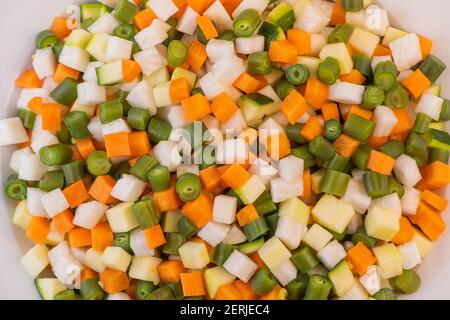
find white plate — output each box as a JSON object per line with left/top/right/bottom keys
{"left": 0, "top": 0, "right": 449, "bottom": 299}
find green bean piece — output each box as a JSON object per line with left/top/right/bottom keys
{"left": 292, "top": 146, "right": 316, "bottom": 169}
{"left": 304, "top": 275, "right": 332, "bottom": 300}
{"left": 218, "top": 29, "right": 237, "bottom": 41}
{"left": 247, "top": 52, "right": 272, "bottom": 76}
{"left": 324, "top": 153, "right": 350, "bottom": 172}
{"left": 361, "top": 85, "right": 385, "bottom": 110}
{"left": 168, "top": 40, "right": 189, "bottom": 67}
{"left": 212, "top": 243, "right": 236, "bottom": 266}
{"left": 39, "top": 144, "right": 72, "bottom": 166}
{"left": 35, "top": 30, "right": 58, "bottom": 49}
{"left": 291, "top": 246, "right": 320, "bottom": 273}
{"left": 244, "top": 217, "right": 269, "bottom": 242}
{"left": 163, "top": 233, "right": 186, "bottom": 255}
{"left": 113, "top": 24, "right": 135, "bottom": 40}
{"left": 164, "top": 18, "right": 183, "bottom": 47}
{"left": 250, "top": 266, "right": 278, "bottom": 295}
{"left": 374, "top": 61, "right": 398, "bottom": 91}
{"left": 50, "top": 78, "right": 78, "bottom": 106}
{"left": 320, "top": 170, "right": 350, "bottom": 197}
{"left": 114, "top": 232, "right": 133, "bottom": 254}
{"left": 330, "top": 228, "right": 347, "bottom": 241}
{"left": 62, "top": 160, "right": 86, "bottom": 185}
{"left": 140, "top": 0, "right": 149, "bottom": 9}
{"left": 54, "top": 289, "right": 78, "bottom": 300}
{"left": 147, "top": 165, "right": 171, "bottom": 192}
{"left": 233, "top": 9, "right": 262, "bottom": 37}
{"left": 378, "top": 140, "right": 405, "bottom": 159}
{"left": 177, "top": 216, "right": 198, "bottom": 239}
{"left": 308, "top": 136, "right": 336, "bottom": 162}
{"left": 373, "top": 288, "right": 397, "bottom": 300}
{"left": 258, "top": 21, "right": 279, "bottom": 51}
{"left": 343, "top": 114, "right": 375, "bottom": 142}
{"left": 405, "top": 133, "right": 428, "bottom": 162}
{"left": 176, "top": 173, "right": 201, "bottom": 202}
{"left": 384, "top": 83, "right": 410, "bottom": 109}
{"left": 132, "top": 198, "right": 159, "bottom": 229}
{"left": 53, "top": 41, "right": 65, "bottom": 60}
{"left": 412, "top": 112, "right": 432, "bottom": 134}
{"left": 286, "top": 274, "right": 309, "bottom": 300}
{"left": 387, "top": 176, "right": 404, "bottom": 198}
{"left": 389, "top": 270, "right": 421, "bottom": 294}
{"left": 199, "top": 147, "right": 216, "bottom": 170}
{"left": 160, "top": 282, "right": 184, "bottom": 300}
{"left": 352, "top": 55, "right": 373, "bottom": 78}
{"left": 4, "top": 175, "right": 27, "bottom": 200}
{"left": 419, "top": 54, "right": 447, "bottom": 83}
{"left": 267, "top": 3, "right": 295, "bottom": 31}
{"left": 86, "top": 151, "right": 112, "bottom": 176}
{"left": 363, "top": 171, "right": 389, "bottom": 198}
{"left": 428, "top": 147, "right": 450, "bottom": 164}
{"left": 439, "top": 99, "right": 450, "bottom": 121}
{"left": 99, "top": 99, "right": 123, "bottom": 124}
{"left": 286, "top": 64, "right": 310, "bottom": 85}
{"left": 80, "top": 278, "right": 105, "bottom": 300}
{"left": 342, "top": 0, "right": 363, "bottom": 12}
{"left": 352, "top": 227, "right": 377, "bottom": 249}
{"left": 148, "top": 117, "right": 172, "bottom": 144}
{"left": 56, "top": 123, "right": 72, "bottom": 145}
{"left": 130, "top": 154, "right": 159, "bottom": 181}
{"left": 328, "top": 23, "right": 354, "bottom": 44}
{"left": 127, "top": 107, "right": 150, "bottom": 131}
{"left": 324, "top": 119, "right": 341, "bottom": 141}
{"left": 39, "top": 171, "right": 65, "bottom": 192}
{"left": 117, "top": 90, "right": 131, "bottom": 115}
{"left": 113, "top": 0, "right": 138, "bottom": 24}
{"left": 275, "top": 78, "right": 296, "bottom": 100}
{"left": 253, "top": 191, "right": 277, "bottom": 215}
{"left": 135, "top": 280, "right": 157, "bottom": 300}
{"left": 317, "top": 57, "right": 341, "bottom": 85}
{"left": 190, "top": 87, "right": 204, "bottom": 96}
{"left": 285, "top": 123, "right": 307, "bottom": 144}
{"left": 145, "top": 287, "right": 175, "bottom": 300}
{"left": 18, "top": 108, "right": 36, "bottom": 130}
{"left": 113, "top": 160, "right": 131, "bottom": 180}
{"left": 182, "top": 121, "right": 208, "bottom": 151}
{"left": 63, "top": 111, "right": 91, "bottom": 140}
{"left": 264, "top": 213, "right": 279, "bottom": 236}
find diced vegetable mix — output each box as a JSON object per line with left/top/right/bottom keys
{"left": 2, "top": 0, "right": 450, "bottom": 300}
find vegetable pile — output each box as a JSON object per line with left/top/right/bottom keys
{"left": 2, "top": 0, "right": 450, "bottom": 300}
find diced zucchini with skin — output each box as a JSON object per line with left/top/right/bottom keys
{"left": 271, "top": 259, "right": 298, "bottom": 286}
{"left": 171, "top": 68, "right": 196, "bottom": 88}
{"left": 65, "top": 29, "right": 92, "bottom": 49}
{"left": 153, "top": 81, "right": 172, "bottom": 108}
{"left": 35, "top": 278, "right": 66, "bottom": 300}
{"left": 223, "top": 250, "right": 257, "bottom": 282}
{"left": 275, "top": 215, "right": 307, "bottom": 250}
{"left": 239, "top": 238, "right": 265, "bottom": 255}
{"left": 365, "top": 205, "right": 399, "bottom": 242}
{"left": 317, "top": 240, "right": 347, "bottom": 270}
{"left": 381, "top": 27, "right": 407, "bottom": 47}
{"left": 359, "top": 265, "right": 382, "bottom": 295}
{"left": 81, "top": 2, "right": 108, "bottom": 21}
{"left": 198, "top": 222, "right": 231, "bottom": 247}
{"left": 212, "top": 195, "right": 237, "bottom": 225}
{"left": 412, "top": 227, "right": 433, "bottom": 259}
{"left": 106, "top": 202, "right": 139, "bottom": 233}
{"left": 20, "top": 245, "right": 50, "bottom": 278}
{"left": 178, "top": 241, "right": 210, "bottom": 269}
{"left": 312, "top": 195, "right": 356, "bottom": 234}
{"left": 302, "top": 223, "right": 333, "bottom": 252}
{"left": 239, "top": 93, "right": 275, "bottom": 123}
{"left": 13, "top": 200, "right": 32, "bottom": 230}
{"left": 258, "top": 236, "right": 292, "bottom": 271}
{"left": 389, "top": 33, "right": 422, "bottom": 72}
{"left": 235, "top": 175, "right": 266, "bottom": 205}
{"left": 102, "top": 246, "right": 132, "bottom": 272}
{"left": 328, "top": 261, "right": 355, "bottom": 297}
{"left": 348, "top": 27, "right": 380, "bottom": 58}
{"left": 96, "top": 61, "right": 123, "bottom": 86}
{"left": 85, "top": 33, "right": 109, "bottom": 62}
{"left": 278, "top": 197, "right": 310, "bottom": 226}
{"left": 204, "top": 266, "right": 236, "bottom": 298}
{"left": 398, "top": 241, "right": 422, "bottom": 270}
{"left": 128, "top": 256, "right": 162, "bottom": 283}
{"left": 319, "top": 43, "right": 353, "bottom": 74}
{"left": 84, "top": 248, "right": 106, "bottom": 273}
{"left": 59, "top": 46, "right": 90, "bottom": 72}
{"left": 373, "top": 244, "right": 403, "bottom": 279}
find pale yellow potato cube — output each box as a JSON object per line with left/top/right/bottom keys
{"left": 365, "top": 205, "right": 399, "bottom": 241}
{"left": 278, "top": 197, "right": 310, "bottom": 226}
{"left": 20, "top": 244, "right": 49, "bottom": 278}
{"left": 129, "top": 256, "right": 162, "bottom": 283}
{"left": 311, "top": 169, "right": 325, "bottom": 194}
{"left": 179, "top": 241, "right": 210, "bottom": 269}
{"left": 328, "top": 261, "right": 355, "bottom": 297}
{"left": 102, "top": 246, "right": 132, "bottom": 272}
{"left": 302, "top": 223, "right": 333, "bottom": 251}
{"left": 319, "top": 43, "right": 353, "bottom": 74}
{"left": 381, "top": 27, "right": 407, "bottom": 46}
{"left": 312, "top": 195, "right": 355, "bottom": 234}
{"left": 144, "top": 67, "right": 170, "bottom": 86}
{"left": 258, "top": 236, "right": 292, "bottom": 271}
{"left": 106, "top": 202, "right": 139, "bottom": 233}
{"left": 349, "top": 27, "right": 380, "bottom": 58}
{"left": 235, "top": 175, "right": 266, "bottom": 205}
{"left": 12, "top": 200, "right": 32, "bottom": 230}
{"left": 373, "top": 243, "right": 403, "bottom": 279}
{"left": 84, "top": 248, "right": 106, "bottom": 273}
{"left": 204, "top": 266, "right": 235, "bottom": 298}
{"left": 297, "top": 57, "right": 321, "bottom": 78}
{"left": 412, "top": 227, "right": 434, "bottom": 258}
{"left": 153, "top": 81, "right": 172, "bottom": 108}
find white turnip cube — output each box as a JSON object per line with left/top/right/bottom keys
{"left": 394, "top": 154, "right": 422, "bottom": 188}
{"left": 373, "top": 106, "right": 398, "bottom": 137}
{"left": 111, "top": 174, "right": 147, "bottom": 202}
{"left": 212, "top": 195, "right": 237, "bottom": 224}
{"left": 278, "top": 155, "right": 304, "bottom": 182}
{"left": 41, "top": 189, "right": 70, "bottom": 218}
{"left": 77, "top": 81, "right": 106, "bottom": 106}
{"left": 73, "top": 200, "right": 109, "bottom": 229}
{"left": 0, "top": 118, "right": 29, "bottom": 146}
{"left": 33, "top": 47, "right": 56, "bottom": 79}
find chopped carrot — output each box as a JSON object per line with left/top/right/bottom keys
{"left": 391, "top": 108, "right": 413, "bottom": 135}
{"left": 333, "top": 134, "right": 360, "bottom": 158}
{"left": 392, "top": 216, "right": 415, "bottom": 245}
{"left": 260, "top": 285, "right": 283, "bottom": 300}
{"left": 53, "top": 64, "right": 80, "bottom": 84}
{"left": 52, "top": 209, "right": 75, "bottom": 235}
{"left": 182, "top": 191, "right": 213, "bottom": 228}
{"left": 265, "top": 132, "right": 291, "bottom": 160}
{"left": 402, "top": 69, "right": 431, "bottom": 99}
{"left": 269, "top": 40, "right": 297, "bottom": 64}
{"left": 197, "top": 16, "right": 218, "bottom": 40}
{"left": 233, "top": 72, "right": 261, "bottom": 94}
{"left": 287, "top": 28, "right": 311, "bottom": 56}
{"left": 67, "top": 228, "right": 92, "bottom": 248}
{"left": 144, "top": 224, "right": 166, "bottom": 249}
{"left": 339, "top": 69, "right": 365, "bottom": 85}
{"left": 418, "top": 35, "right": 433, "bottom": 59}
{"left": 301, "top": 169, "right": 312, "bottom": 198}
{"left": 41, "top": 103, "right": 61, "bottom": 131}
{"left": 80, "top": 267, "right": 97, "bottom": 281}
{"left": 321, "top": 103, "right": 340, "bottom": 122}
{"left": 186, "top": 40, "right": 207, "bottom": 72}
{"left": 180, "top": 272, "right": 206, "bottom": 296}
{"left": 181, "top": 93, "right": 211, "bottom": 121}
{"left": 51, "top": 17, "right": 72, "bottom": 40}
{"left": 367, "top": 150, "right": 395, "bottom": 175}
{"left": 63, "top": 180, "right": 90, "bottom": 208}
{"left": 236, "top": 204, "right": 259, "bottom": 227}
{"left": 91, "top": 222, "right": 114, "bottom": 252}
{"left": 220, "top": 164, "right": 250, "bottom": 190}
{"left": 28, "top": 97, "right": 43, "bottom": 114}
{"left": 239, "top": 127, "right": 258, "bottom": 145}
{"left": 233, "top": 280, "right": 258, "bottom": 300}
{"left": 300, "top": 116, "right": 323, "bottom": 142}
{"left": 133, "top": 8, "right": 156, "bottom": 30}
{"left": 249, "top": 252, "right": 266, "bottom": 271}
{"left": 345, "top": 242, "right": 376, "bottom": 276}
{"left": 173, "top": 0, "right": 187, "bottom": 19}
{"left": 169, "top": 77, "right": 191, "bottom": 104}
{"left": 280, "top": 90, "right": 308, "bottom": 125}
{"left": 26, "top": 217, "right": 50, "bottom": 244}
{"left": 421, "top": 190, "right": 448, "bottom": 211}
{"left": 89, "top": 175, "right": 117, "bottom": 205}
{"left": 331, "top": 0, "right": 346, "bottom": 25}
{"left": 347, "top": 104, "right": 373, "bottom": 120}
{"left": 305, "top": 78, "right": 329, "bottom": 108}
{"left": 368, "top": 135, "right": 389, "bottom": 149}
{"left": 199, "top": 165, "right": 222, "bottom": 192}
{"left": 158, "top": 260, "right": 187, "bottom": 283}
{"left": 15, "top": 70, "right": 43, "bottom": 88}
{"left": 373, "top": 44, "right": 392, "bottom": 57}
{"left": 75, "top": 138, "right": 96, "bottom": 160}
{"left": 422, "top": 161, "right": 450, "bottom": 189}
{"left": 129, "top": 131, "right": 152, "bottom": 157}
{"left": 122, "top": 59, "right": 142, "bottom": 82}
{"left": 100, "top": 268, "right": 130, "bottom": 294}
{"left": 215, "top": 283, "right": 243, "bottom": 300}
{"left": 104, "top": 132, "right": 131, "bottom": 158}
{"left": 221, "top": 0, "right": 242, "bottom": 16}
{"left": 187, "top": 0, "right": 215, "bottom": 14}
{"left": 409, "top": 201, "right": 446, "bottom": 241}
{"left": 210, "top": 92, "right": 239, "bottom": 123}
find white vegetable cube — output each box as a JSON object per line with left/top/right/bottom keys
{"left": 128, "top": 256, "right": 162, "bottom": 282}
{"left": 328, "top": 261, "right": 355, "bottom": 297}
{"left": 365, "top": 205, "right": 399, "bottom": 241}
{"left": 270, "top": 177, "right": 303, "bottom": 203}
{"left": 198, "top": 222, "right": 231, "bottom": 247}
{"left": 312, "top": 195, "right": 356, "bottom": 234}
{"left": 271, "top": 259, "right": 297, "bottom": 286}
{"left": 216, "top": 138, "right": 248, "bottom": 165}
{"left": 359, "top": 265, "right": 382, "bottom": 295}
{"left": 211, "top": 55, "right": 246, "bottom": 86}
{"left": 126, "top": 80, "right": 156, "bottom": 114}
{"left": 102, "top": 118, "right": 131, "bottom": 135}
{"left": 71, "top": 99, "right": 97, "bottom": 117}
{"left": 33, "top": 47, "right": 56, "bottom": 79}
{"left": 77, "top": 81, "right": 106, "bottom": 106}
{"left": 212, "top": 195, "right": 237, "bottom": 224}
{"left": 389, "top": 33, "right": 423, "bottom": 72}
{"left": 0, "top": 117, "right": 29, "bottom": 146}
{"left": 19, "top": 153, "right": 48, "bottom": 182}
{"left": 220, "top": 109, "right": 247, "bottom": 133}
{"left": 16, "top": 88, "right": 49, "bottom": 109}
{"left": 249, "top": 158, "right": 278, "bottom": 187}
{"left": 317, "top": 240, "right": 347, "bottom": 270}
{"left": 96, "top": 60, "right": 123, "bottom": 85}
{"left": 153, "top": 81, "right": 172, "bottom": 107}
{"left": 328, "top": 82, "right": 365, "bottom": 105}
{"left": 373, "top": 243, "right": 403, "bottom": 279}
{"left": 20, "top": 244, "right": 49, "bottom": 278}
{"left": 401, "top": 187, "right": 421, "bottom": 216}
{"left": 365, "top": 5, "right": 389, "bottom": 36}
{"left": 31, "top": 130, "right": 58, "bottom": 154}
{"left": 26, "top": 188, "right": 47, "bottom": 217}
{"left": 235, "top": 36, "right": 265, "bottom": 55}
{"left": 105, "top": 36, "right": 133, "bottom": 63}
{"left": 10, "top": 147, "right": 32, "bottom": 173}
{"left": 415, "top": 93, "right": 444, "bottom": 121}
{"left": 341, "top": 179, "right": 371, "bottom": 214}
{"left": 258, "top": 236, "right": 292, "bottom": 271}
{"left": 88, "top": 117, "right": 104, "bottom": 142}
{"left": 59, "top": 46, "right": 90, "bottom": 72}
{"left": 382, "top": 27, "right": 407, "bottom": 46}
{"left": 148, "top": 0, "right": 178, "bottom": 21}
{"left": 204, "top": 266, "right": 236, "bottom": 298}
{"left": 319, "top": 43, "right": 353, "bottom": 74}
{"left": 85, "top": 33, "right": 109, "bottom": 62}
{"left": 413, "top": 228, "right": 433, "bottom": 258}
{"left": 41, "top": 189, "right": 69, "bottom": 218}
{"left": 73, "top": 201, "right": 108, "bottom": 229}
{"left": 102, "top": 246, "right": 132, "bottom": 272}
{"left": 206, "top": 40, "right": 235, "bottom": 64}
{"left": 348, "top": 27, "right": 380, "bottom": 58}
{"left": 199, "top": 72, "right": 226, "bottom": 101}
{"left": 106, "top": 202, "right": 139, "bottom": 232}
{"left": 166, "top": 105, "right": 189, "bottom": 129}
{"left": 278, "top": 155, "right": 304, "bottom": 182}
{"left": 223, "top": 250, "right": 257, "bottom": 282}
{"left": 398, "top": 241, "right": 422, "bottom": 270}
{"left": 111, "top": 174, "right": 147, "bottom": 202}
{"left": 310, "top": 34, "right": 327, "bottom": 56}
{"left": 370, "top": 193, "right": 401, "bottom": 218}
{"left": 133, "top": 47, "right": 168, "bottom": 76}
{"left": 13, "top": 200, "right": 32, "bottom": 230}
{"left": 235, "top": 175, "right": 266, "bottom": 205}
{"left": 88, "top": 13, "right": 120, "bottom": 35}
{"left": 176, "top": 6, "right": 200, "bottom": 35}
{"left": 302, "top": 223, "right": 333, "bottom": 252}
{"left": 278, "top": 197, "right": 310, "bottom": 226}
{"left": 275, "top": 215, "right": 307, "bottom": 250}
{"left": 178, "top": 241, "right": 210, "bottom": 269}
{"left": 222, "top": 224, "right": 247, "bottom": 245}
{"left": 373, "top": 106, "right": 398, "bottom": 137}
{"left": 134, "top": 19, "right": 171, "bottom": 50}
{"left": 130, "top": 229, "right": 156, "bottom": 257}
{"left": 152, "top": 141, "right": 182, "bottom": 172}
{"left": 84, "top": 248, "right": 106, "bottom": 273}
{"left": 204, "top": 1, "right": 233, "bottom": 33}
{"left": 393, "top": 154, "right": 422, "bottom": 188}
{"left": 294, "top": 4, "right": 330, "bottom": 34}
